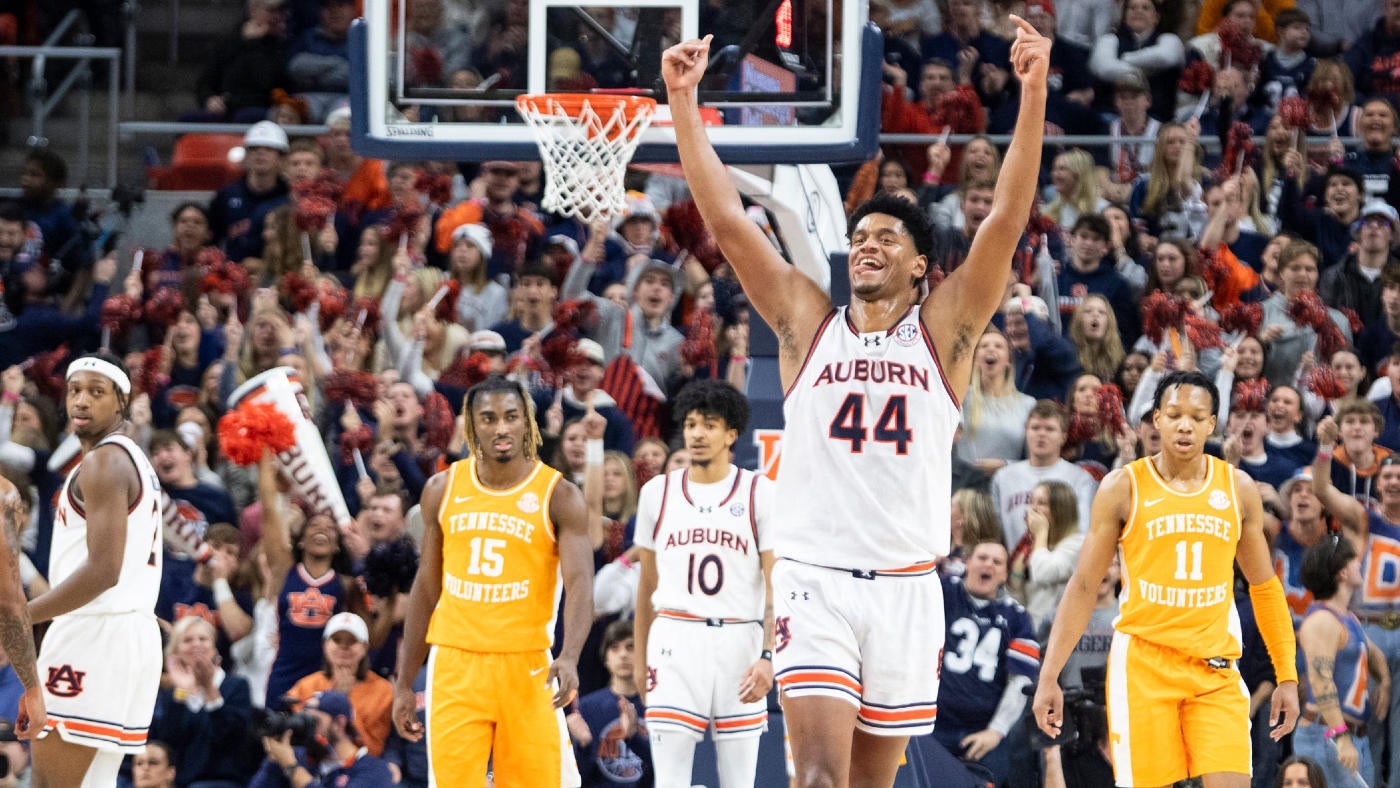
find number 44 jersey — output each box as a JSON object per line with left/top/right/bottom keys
{"left": 777, "top": 306, "right": 962, "bottom": 571}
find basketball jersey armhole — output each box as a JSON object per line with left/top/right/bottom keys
{"left": 1121, "top": 463, "right": 1140, "bottom": 542}
{"left": 652, "top": 472, "right": 672, "bottom": 543}
{"left": 747, "top": 471, "right": 760, "bottom": 546}
{"left": 541, "top": 468, "right": 561, "bottom": 544}
{"left": 436, "top": 461, "right": 461, "bottom": 527}
{"left": 95, "top": 436, "right": 145, "bottom": 514}
{"left": 1224, "top": 459, "right": 1244, "bottom": 543}
{"left": 782, "top": 308, "right": 839, "bottom": 400}
{"left": 916, "top": 315, "right": 961, "bottom": 409}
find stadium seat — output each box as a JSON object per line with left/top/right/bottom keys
{"left": 146, "top": 133, "right": 244, "bottom": 191}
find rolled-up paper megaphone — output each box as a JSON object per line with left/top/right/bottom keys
{"left": 228, "top": 367, "right": 352, "bottom": 530}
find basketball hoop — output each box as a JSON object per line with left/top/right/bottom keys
{"left": 516, "top": 93, "right": 657, "bottom": 222}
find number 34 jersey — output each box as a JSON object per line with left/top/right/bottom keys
{"left": 633, "top": 466, "right": 774, "bottom": 621}
{"left": 429, "top": 457, "right": 564, "bottom": 654}
{"left": 777, "top": 306, "right": 962, "bottom": 571}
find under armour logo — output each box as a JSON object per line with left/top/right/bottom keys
{"left": 863, "top": 336, "right": 881, "bottom": 347}
{"left": 696, "top": 506, "right": 713, "bottom": 514}
{"left": 789, "top": 591, "right": 810, "bottom": 600}
{"left": 660, "top": 648, "right": 672, "bottom": 657}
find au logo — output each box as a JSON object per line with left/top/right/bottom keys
{"left": 46, "top": 665, "right": 86, "bottom": 698}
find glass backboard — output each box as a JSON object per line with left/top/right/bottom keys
{"left": 348, "top": 0, "right": 882, "bottom": 164}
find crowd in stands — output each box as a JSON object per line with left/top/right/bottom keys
{"left": 0, "top": 0, "right": 1397, "bottom": 785}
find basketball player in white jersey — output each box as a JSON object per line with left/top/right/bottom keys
{"left": 663, "top": 21, "right": 1050, "bottom": 786}
{"left": 28, "top": 352, "right": 164, "bottom": 787}
{"left": 633, "top": 380, "right": 775, "bottom": 788}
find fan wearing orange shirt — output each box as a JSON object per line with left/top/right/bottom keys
{"left": 1034, "top": 370, "right": 1300, "bottom": 787}
{"left": 391, "top": 375, "right": 594, "bottom": 787}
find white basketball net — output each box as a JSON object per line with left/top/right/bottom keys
{"left": 516, "top": 94, "right": 656, "bottom": 222}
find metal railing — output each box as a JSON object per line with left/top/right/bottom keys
{"left": 1, "top": 10, "right": 122, "bottom": 189}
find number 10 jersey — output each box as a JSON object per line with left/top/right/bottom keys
{"left": 776, "top": 306, "right": 961, "bottom": 571}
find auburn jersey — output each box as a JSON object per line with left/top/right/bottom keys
{"left": 777, "top": 306, "right": 960, "bottom": 571}
{"left": 1117, "top": 456, "right": 1244, "bottom": 659}
{"left": 633, "top": 466, "right": 774, "bottom": 620}
{"left": 52, "top": 434, "right": 162, "bottom": 615}
{"left": 430, "top": 457, "right": 562, "bottom": 653}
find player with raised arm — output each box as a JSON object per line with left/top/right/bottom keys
{"left": 662, "top": 18, "right": 1049, "bottom": 788}
{"left": 28, "top": 352, "right": 165, "bottom": 787}
{"left": 632, "top": 379, "right": 776, "bottom": 788}
{"left": 391, "top": 375, "right": 594, "bottom": 786}
{"left": 1033, "top": 370, "right": 1301, "bottom": 788}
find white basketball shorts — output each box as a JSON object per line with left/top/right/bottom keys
{"left": 643, "top": 616, "right": 768, "bottom": 740}
{"left": 38, "top": 611, "right": 162, "bottom": 752}
{"left": 770, "top": 559, "right": 944, "bottom": 736}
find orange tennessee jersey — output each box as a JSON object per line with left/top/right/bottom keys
{"left": 1116, "top": 456, "right": 1244, "bottom": 660}
{"left": 427, "top": 458, "right": 563, "bottom": 653}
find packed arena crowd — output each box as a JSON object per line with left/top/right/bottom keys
{"left": 0, "top": 0, "right": 1398, "bottom": 786}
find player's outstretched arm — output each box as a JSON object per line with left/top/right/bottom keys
{"left": 1032, "top": 467, "right": 1127, "bottom": 738}
{"left": 550, "top": 480, "right": 595, "bottom": 708}
{"left": 1235, "top": 467, "right": 1300, "bottom": 740}
{"left": 923, "top": 15, "right": 1048, "bottom": 394}
{"left": 28, "top": 445, "right": 136, "bottom": 624}
{"left": 392, "top": 471, "right": 447, "bottom": 742}
{"left": 662, "top": 37, "right": 829, "bottom": 358}
{"left": 0, "top": 480, "right": 41, "bottom": 739}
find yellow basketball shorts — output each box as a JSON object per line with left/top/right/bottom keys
{"left": 425, "top": 646, "right": 561, "bottom": 787}
{"left": 1105, "top": 631, "right": 1251, "bottom": 786}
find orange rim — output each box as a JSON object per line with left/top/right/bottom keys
{"left": 516, "top": 93, "right": 657, "bottom": 139}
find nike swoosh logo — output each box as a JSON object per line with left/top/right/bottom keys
{"left": 1144, "top": 498, "right": 1165, "bottom": 507}
{"left": 529, "top": 667, "right": 546, "bottom": 676}
{"left": 454, "top": 495, "right": 473, "bottom": 504}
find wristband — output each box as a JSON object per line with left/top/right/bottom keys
{"left": 759, "top": 649, "right": 773, "bottom": 662}
{"left": 1, "top": 392, "right": 17, "bottom": 404}
{"left": 585, "top": 439, "right": 605, "bottom": 465}
{"left": 212, "top": 578, "right": 234, "bottom": 605}
{"left": 282, "top": 763, "right": 301, "bottom": 779}
{"left": 1317, "top": 445, "right": 1335, "bottom": 462}
{"left": 922, "top": 171, "right": 940, "bottom": 185}
{"left": 1324, "top": 723, "right": 1350, "bottom": 740}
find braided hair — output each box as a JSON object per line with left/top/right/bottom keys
{"left": 462, "top": 375, "right": 543, "bottom": 460}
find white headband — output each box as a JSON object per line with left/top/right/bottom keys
{"left": 65, "top": 357, "right": 132, "bottom": 395}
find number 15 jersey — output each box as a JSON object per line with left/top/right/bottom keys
{"left": 776, "top": 306, "right": 961, "bottom": 571}
{"left": 429, "top": 457, "right": 563, "bottom": 654}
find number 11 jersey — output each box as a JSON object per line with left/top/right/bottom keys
{"left": 776, "top": 306, "right": 961, "bottom": 571}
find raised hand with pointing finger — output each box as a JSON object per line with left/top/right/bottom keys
{"left": 1007, "top": 15, "right": 1051, "bottom": 87}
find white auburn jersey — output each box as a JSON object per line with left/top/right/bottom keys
{"left": 633, "top": 466, "right": 774, "bottom": 620}
{"left": 776, "top": 306, "right": 960, "bottom": 571}
{"left": 52, "top": 433, "right": 163, "bottom": 615}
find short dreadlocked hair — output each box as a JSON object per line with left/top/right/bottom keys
{"left": 463, "top": 375, "right": 543, "bottom": 460}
